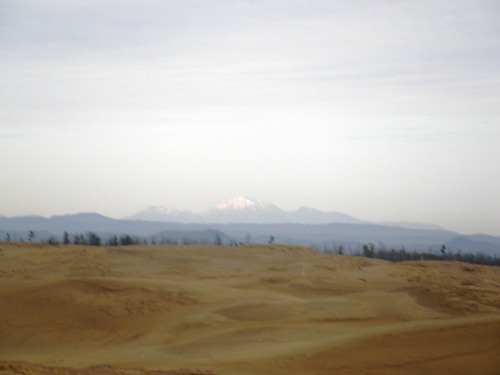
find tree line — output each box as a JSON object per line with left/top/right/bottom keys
{"left": 44, "top": 231, "right": 229, "bottom": 247}
{"left": 4, "top": 231, "right": 499, "bottom": 267}
{"left": 322, "top": 242, "right": 500, "bottom": 267}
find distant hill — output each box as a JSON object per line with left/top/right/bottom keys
{"left": 152, "top": 229, "right": 232, "bottom": 245}
{"left": 377, "top": 221, "right": 445, "bottom": 230}
{"left": 446, "top": 236, "right": 500, "bottom": 255}
{"left": 1, "top": 211, "right": 499, "bottom": 255}
{"left": 130, "top": 206, "right": 198, "bottom": 223}
{"left": 129, "top": 196, "right": 365, "bottom": 225}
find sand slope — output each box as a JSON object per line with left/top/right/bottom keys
{"left": 0, "top": 244, "right": 499, "bottom": 374}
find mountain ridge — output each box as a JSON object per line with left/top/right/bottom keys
{"left": 1, "top": 212, "right": 499, "bottom": 255}
{"left": 129, "top": 196, "right": 365, "bottom": 225}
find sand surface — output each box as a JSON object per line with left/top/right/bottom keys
{"left": 1, "top": 243, "right": 499, "bottom": 374}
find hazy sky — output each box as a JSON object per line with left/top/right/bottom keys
{"left": 1, "top": 0, "right": 499, "bottom": 235}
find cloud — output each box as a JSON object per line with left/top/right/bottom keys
{"left": 2, "top": 1, "right": 498, "bottom": 63}
{"left": 0, "top": 0, "right": 499, "bottom": 233}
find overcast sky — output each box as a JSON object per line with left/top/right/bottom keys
{"left": 1, "top": 0, "right": 499, "bottom": 235}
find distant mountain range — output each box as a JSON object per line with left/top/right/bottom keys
{"left": 130, "top": 196, "right": 366, "bottom": 225}
{"left": 0, "top": 197, "right": 498, "bottom": 256}
{"left": 129, "top": 197, "right": 447, "bottom": 230}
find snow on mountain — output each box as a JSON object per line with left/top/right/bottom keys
{"left": 200, "top": 197, "right": 284, "bottom": 223}
{"left": 129, "top": 197, "right": 363, "bottom": 224}
{"left": 128, "top": 206, "right": 197, "bottom": 223}
{"left": 215, "top": 196, "right": 274, "bottom": 211}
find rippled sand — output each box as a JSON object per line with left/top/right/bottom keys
{"left": 1, "top": 244, "right": 499, "bottom": 375}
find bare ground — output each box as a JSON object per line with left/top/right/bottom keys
{"left": 0, "top": 243, "right": 499, "bottom": 375}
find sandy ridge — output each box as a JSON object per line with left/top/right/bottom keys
{"left": 0, "top": 362, "right": 217, "bottom": 375}
{"left": 0, "top": 244, "right": 499, "bottom": 375}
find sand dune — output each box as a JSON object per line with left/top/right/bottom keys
{"left": 0, "top": 244, "right": 499, "bottom": 374}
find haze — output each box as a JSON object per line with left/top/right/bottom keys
{"left": 1, "top": 1, "right": 499, "bottom": 235}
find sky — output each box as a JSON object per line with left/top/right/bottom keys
{"left": 0, "top": 0, "right": 499, "bottom": 235}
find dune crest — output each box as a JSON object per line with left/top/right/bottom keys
{"left": 1, "top": 244, "right": 499, "bottom": 375}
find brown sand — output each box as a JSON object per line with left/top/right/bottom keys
{"left": 0, "top": 243, "right": 499, "bottom": 374}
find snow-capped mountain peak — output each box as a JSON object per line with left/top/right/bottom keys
{"left": 215, "top": 196, "right": 272, "bottom": 210}
{"left": 128, "top": 197, "right": 363, "bottom": 224}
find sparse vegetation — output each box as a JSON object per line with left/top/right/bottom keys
{"left": 37, "top": 230, "right": 500, "bottom": 266}
{"left": 344, "top": 242, "right": 500, "bottom": 266}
